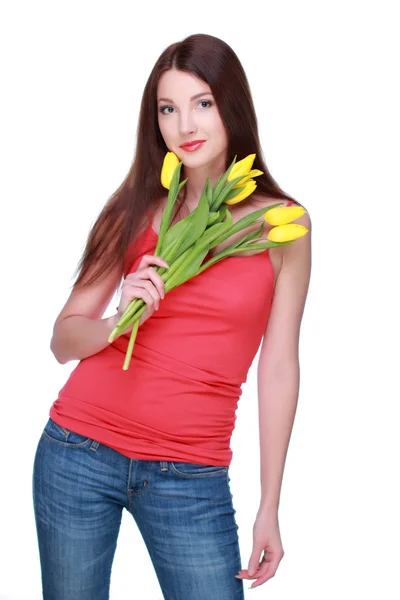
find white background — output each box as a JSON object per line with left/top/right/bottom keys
{"left": 1, "top": 1, "right": 399, "bottom": 598}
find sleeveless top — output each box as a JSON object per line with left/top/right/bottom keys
{"left": 49, "top": 200, "right": 294, "bottom": 466}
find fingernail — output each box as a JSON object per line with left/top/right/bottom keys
{"left": 164, "top": 263, "right": 169, "bottom": 268}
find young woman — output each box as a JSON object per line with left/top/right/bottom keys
{"left": 32, "top": 33, "right": 311, "bottom": 599}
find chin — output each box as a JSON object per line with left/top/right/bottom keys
{"left": 179, "top": 153, "right": 208, "bottom": 166}
{"left": 184, "top": 149, "right": 217, "bottom": 164}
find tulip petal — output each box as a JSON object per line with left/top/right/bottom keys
{"left": 232, "top": 169, "right": 264, "bottom": 188}
{"left": 227, "top": 154, "right": 256, "bottom": 181}
{"left": 225, "top": 180, "right": 257, "bottom": 205}
{"left": 161, "top": 152, "right": 179, "bottom": 189}
{"left": 265, "top": 206, "right": 305, "bottom": 226}
{"left": 267, "top": 224, "right": 309, "bottom": 243}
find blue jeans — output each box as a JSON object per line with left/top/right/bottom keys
{"left": 32, "top": 418, "right": 244, "bottom": 599}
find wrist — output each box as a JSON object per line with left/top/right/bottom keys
{"left": 259, "top": 499, "right": 280, "bottom": 513}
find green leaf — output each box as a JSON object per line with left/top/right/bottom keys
{"left": 223, "top": 203, "right": 284, "bottom": 238}
{"left": 211, "top": 173, "right": 223, "bottom": 206}
{"left": 235, "top": 222, "right": 265, "bottom": 245}
{"left": 155, "top": 161, "right": 184, "bottom": 254}
{"left": 182, "top": 189, "right": 210, "bottom": 245}
{"left": 207, "top": 211, "right": 220, "bottom": 227}
{"left": 216, "top": 204, "right": 228, "bottom": 223}
{"left": 223, "top": 184, "right": 247, "bottom": 202}
{"left": 201, "top": 209, "right": 233, "bottom": 248}
{"left": 195, "top": 221, "right": 228, "bottom": 249}
{"left": 205, "top": 178, "right": 213, "bottom": 207}
{"left": 207, "top": 209, "right": 234, "bottom": 247}
{"left": 165, "top": 245, "right": 210, "bottom": 290}
{"left": 178, "top": 178, "right": 188, "bottom": 193}
{"left": 159, "top": 219, "right": 193, "bottom": 270}
{"left": 195, "top": 239, "right": 291, "bottom": 275}
{"left": 210, "top": 155, "right": 237, "bottom": 209}
{"left": 206, "top": 203, "right": 284, "bottom": 252}
{"left": 196, "top": 246, "right": 238, "bottom": 273}
{"left": 213, "top": 174, "right": 253, "bottom": 209}
{"left": 162, "top": 245, "right": 197, "bottom": 285}
{"left": 231, "top": 240, "right": 292, "bottom": 251}
{"left": 159, "top": 188, "right": 210, "bottom": 263}
{"left": 162, "top": 218, "right": 192, "bottom": 255}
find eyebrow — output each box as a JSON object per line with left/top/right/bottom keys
{"left": 158, "top": 92, "right": 213, "bottom": 103}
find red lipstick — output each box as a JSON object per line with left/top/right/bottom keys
{"left": 179, "top": 140, "right": 206, "bottom": 152}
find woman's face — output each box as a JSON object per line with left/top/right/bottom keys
{"left": 157, "top": 69, "right": 228, "bottom": 169}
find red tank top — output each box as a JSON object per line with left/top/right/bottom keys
{"left": 50, "top": 200, "right": 294, "bottom": 466}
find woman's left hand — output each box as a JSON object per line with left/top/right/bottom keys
{"left": 235, "top": 507, "right": 284, "bottom": 589}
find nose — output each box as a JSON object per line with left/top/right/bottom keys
{"left": 178, "top": 109, "right": 198, "bottom": 137}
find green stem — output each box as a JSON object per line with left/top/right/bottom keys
{"left": 109, "top": 276, "right": 169, "bottom": 343}
{"left": 108, "top": 298, "right": 141, "bottom": 342}
{"left": 109, "top": 259, "right": 176, "bottom": 341}
{"left": 122, "top": 317, "right": 140, "bottom": 370}
{"left": 196, "top": 240, "right": 291, "bottom": 274}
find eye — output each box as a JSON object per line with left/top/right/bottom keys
{"left": 159, "top": 105, "right": 175, "bottom": 115}
{"left": 159, "top": 100, "right": 213, "bottom": 115}
{"left": 199, "top": 100, "right": 213, "bottom": 109}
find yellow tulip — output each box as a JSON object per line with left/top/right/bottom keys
{"left": 232, "top": 169, "right": 264, "bottom": 188}
{"left": 161, "top": 152, "right": 180, "bottom": 189}
{"left": 267, "top": 223, "right": 309, "bottom": 243}
{"left": 227, "top": 153, "right": 256, "bottom": 181}
{"left": 225, "top": 179, "right": 257, "bottom": 205}
{"left": 265, "top": 205, "right": 306, "bottom": 226}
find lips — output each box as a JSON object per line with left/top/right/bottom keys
{"left": 179, "top": 141, "right": 206, "bottom": 153}
{"left": 179, "top": 140, "right": 206, "bottom": 149}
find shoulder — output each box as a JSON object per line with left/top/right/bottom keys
{"left": 263, "top": 193, "right": 311, "bottom": 276}
{"left": 250, "top": 193, "right": 311, "bottom": 230}
{"left": 250, "top": 192, "right": 308, "bottom": 212}
{"left": 251, "top": 193, "right": 311, "bottom": 277}
{"left": 257, "top": 198, "right": 311, "bottom": 367}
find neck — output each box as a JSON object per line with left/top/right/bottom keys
{"left": 182, "top": 152, "right": 227, "bottom": 208}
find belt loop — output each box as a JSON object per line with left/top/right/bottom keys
{"left": 90, "top": 441, "right": 100, "bottom": 452}
{"left": 160, "top": 461, "right": 168, "bottom": 471}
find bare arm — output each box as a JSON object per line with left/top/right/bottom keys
{"left": 51, "top": 313, "right": 119, "bottom": 364}
{"left": 257, "top": 210, "right": 312, "bottom": 511}
{"left": 50, "top": 266, "right": 121, "bottom": 364}
{"left": 50, "top": 250, "right": 168, "bottom": 364}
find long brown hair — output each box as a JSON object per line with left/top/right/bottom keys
{"left": 71, "top": 33, "right": 300, "bottom": 290}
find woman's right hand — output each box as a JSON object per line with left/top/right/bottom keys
{"left": 117, "top": 254, "right": 169, "bottom": 331}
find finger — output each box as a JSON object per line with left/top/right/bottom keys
{"left": 133, "top": 279, "right": 161, "bottom": 309}
{"left": 126, "top": 268, "right": 165, "bottom": 301}
{"left": 127, "top": 286, "right": 156, "bottom": 311}
{"left": 249, "top": 560, "right": 279, "bottom": 588}
{"left": 125, "top": 256, "right": 168, "bottom": 282}
{"left": 138, "top": 254, "right": 169, "bottom": 270}
{"left": 124, "top": 278, "right": 160, "bottom": 309}
{"left": 249, "top": 570, "right": 276, "bottom": 588}
{"left": 235, "top": 560, "right": 266, "bottom": 580}
{"left": 235, "top": 568, "right": 261, "bottom": 580}
{"left": 142, "top": 266, "right": 166, "bottom": 299}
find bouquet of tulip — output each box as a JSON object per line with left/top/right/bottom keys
{"left": 109, "top": 152, "right": 308, "bottom": 370}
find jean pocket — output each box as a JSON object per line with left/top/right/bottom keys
{"left": 42, "top": 418, "right": 93, "bottom": 448}
{"left": 169, "top": 461, "right": 228, "bottom": 478}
